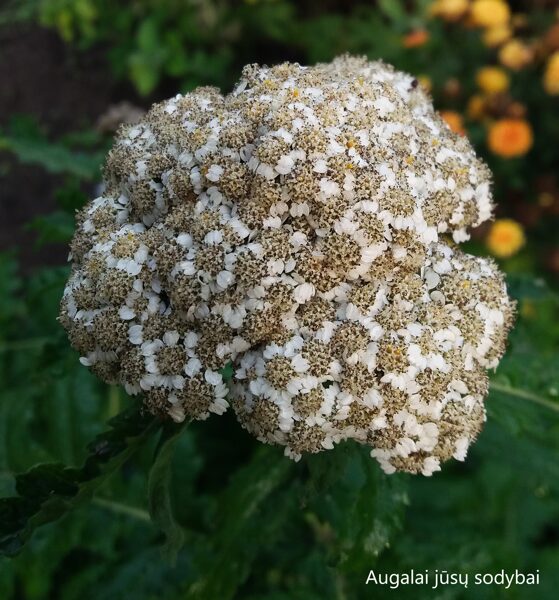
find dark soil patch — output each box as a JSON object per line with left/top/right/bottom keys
{"left": 0, "top": 24, "right": 143, "bottom": 271}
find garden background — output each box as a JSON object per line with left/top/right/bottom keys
{"left": 0, "top": 1, "right": 558, "bottom": 598}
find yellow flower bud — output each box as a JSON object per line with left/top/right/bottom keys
{"left": 499, "top": 39, "right": 533, "bottom": 70}
{"left": 417, "top": 75, "right": 432, "bottom": 93}
{"left": 486, "top": 219, "right": 525, "bottom": 258}
{"left": 470, "top": 0, "right": 510, "bottom": 28}
{"left": 476, "top": 66, "right": 510, "bottom": 94}
{"left": 467, "top": 95, "right": 486, "bottom": 120}
{"left": 430, "top": 0, "right": 469, "bottom": 21}
{"left": 543, "top": 51, "right": 559, "bottom": 95}
{"left": 482, "top": 25, "right": 512, "bottom": 48}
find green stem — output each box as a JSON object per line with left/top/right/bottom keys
{"left": 107, "top": 386, "right": 121, "bottom": 419}
{"left": 490, "top": 381, "right": 559, "bottom": 414}
{"left": 92, "top": 496, "right": 151, "bottom": 523}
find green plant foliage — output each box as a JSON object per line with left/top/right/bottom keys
{"left": 1, "top": 1, "right": 559, "bottom": 597}
{"left": 147, "top": 421, "right": 187, "bottom": 563}
{"left": 0, "top": 406, "right": 158, "bottom": 557}
{"left": 4, "top": 0, "right": 555, "bottom": 266}
{"left": 28, "top": 211, "right": 76, "bottom": 246}
{"left": 0, "top": 250, "right": 557, "bottom": 599}
{"left": 0, "top": 117, "right": 104, "bottom": 180}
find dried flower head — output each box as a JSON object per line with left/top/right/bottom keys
{"left": 60, "top": 56, "right": 514, "bottom": 476}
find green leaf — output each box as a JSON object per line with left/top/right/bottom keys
{"left": 147, "top": 420, "right": 188, "bottom": 562}
{"left": 28, "top": 211, "right": 76, "bottom": 246}
{"left": 128, "top": 54, "right": 161, "bottom": 96}
{"left": 377, "top": 0, "right": 407, "bottom": 25}
{"left": 0, "top": 131, "right": 103, "bottom": 180}
{"left": 304, "top": 443, "right": 408, "bottom": 574}
{"left": 341, "top": 452, "right": 408, "bottom": 571}
{"left": 0, "top": 404, "right": 159, "bottom": 557}
{"left": 137, "top": 18, "right": 160, "bottom": 51}
{"left": 188, "top": 445, "right": 295, "bottom": 599}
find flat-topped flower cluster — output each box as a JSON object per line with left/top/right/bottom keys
{"left": 60, "top": 56, "right": 514, "bottom": 475}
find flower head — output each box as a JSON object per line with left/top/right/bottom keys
{"left": 467, "top": 94, "right": 486, "bottom": 120}
{"left": 476, "top": 66, "right": 510, "bottom": 94}
{"left": 482, "top": 24, "right": 513, "bottom": 48}
{"left": 417, "top": 75, "right": 432, "bottom": 93}
{"left": 440, "top": 110, "right": 466, "bottom": 135}
{"left": 61, "top": 56, "right": 514, "bottom": 476}
{"left": 488, "top": 118, "right": 533, "bottom": 158}
{"left": 403, "top": 29, "right": 430, "bottom": 48}
{"left": 544, "top": 51, "right": 559, "bottom": 95}
{"left": 499, "top": 39, "right": 533, "bottom": 70}
{"left": 430, "top": 0, "right": 469, "bottom": 21}
{"left": 486, "top": 219, "right": 525, "bottom": 258}
{"left": 470, "top": 0, "right": 511, "bottom": 28}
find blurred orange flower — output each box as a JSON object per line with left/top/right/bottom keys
{"left": 470, "top": 0, "right": 510, "bottom": 28}
{"left": 499, "top": 39, "right": 533, "bottom": 70}
{"left": 488, "top": 118, "right": 533, "bottom": 158}
{"left": 440, "top": 110, "right": 466, "bottom": 135}
{"left": 403, "top": 29, "right": 430, "bottom": 48}
{"left": 486, "top": 219, "right": 526, "bottom": 258}
{"left": 476, "top": 66, "right": 510, "bottom": 94}
{"left": 543, "top": 51, "right": 559, "bottom": 94}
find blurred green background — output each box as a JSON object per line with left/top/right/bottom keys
{"left": 0, "top": 1, "right": 558, "bottom": 599}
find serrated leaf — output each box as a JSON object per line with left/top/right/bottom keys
{"left": 341, "top": 452, "right": 408, "bottom": 570}
{"left": 304, "top": 442, "right": 408, "bottom": 574}
{"left": 0, "top": 405, "right": 159, "bottom": 557}
{"left": 188, "top": 445, "right": 295, "bottom": 599}
{"left": 147, "top": 420, "right": 188, "bottom": 563}
{"left": 302, "top": 442, "right": 354, "bottom": 499}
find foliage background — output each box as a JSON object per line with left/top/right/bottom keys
{"left": 0, "top": 1, "right": 558, "bottom": 598}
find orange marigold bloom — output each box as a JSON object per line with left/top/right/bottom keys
{"left": 487, "top": 119, "right": 533, "bottom": 158}
{"left": 476, "top": 66, "right": 510, "bottom": 94}
{"left": 470, "top": 0, "right": 510, "bottom": 28}
{"left": 486, "top": 219, "right": 525, "bottom": 258}
{"left": 544, "top": 51, "right": 559, "bottom": 95}
{"left": 499, "top": 39, "right": 533, "bottom": 70}
{"left": 403, "top": 29, "right": 430, "bottom": 48}
{"left": 440, "top": 110, "right": 466, "bottom": 136}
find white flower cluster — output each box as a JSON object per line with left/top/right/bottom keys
{"left": 60, "top": 56, "right": 514, "bottom": 475}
